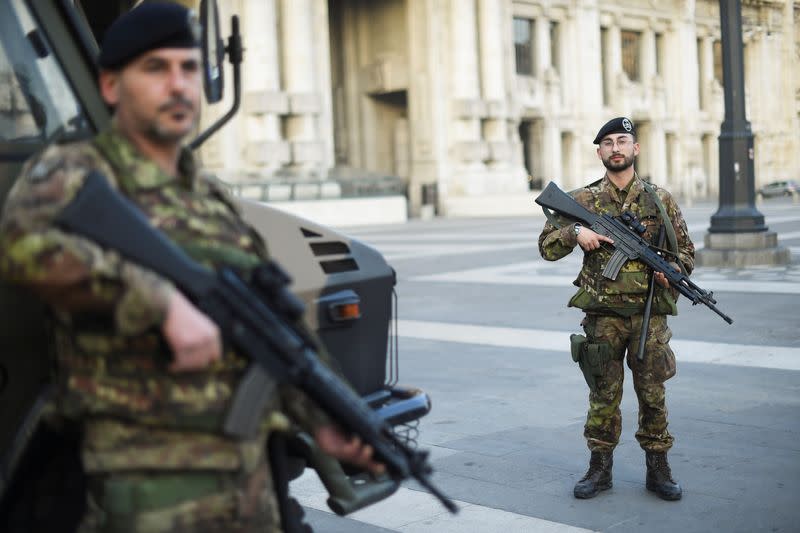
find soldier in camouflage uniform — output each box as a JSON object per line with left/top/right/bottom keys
{"left": 0, "top": 3, "right": 381, "bottom": 532}
{"left": 538, "top": 117, "right": 694, "bottom": 501}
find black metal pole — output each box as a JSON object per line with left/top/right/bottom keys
{"left": 709, "top": 0, "right": 766, "bottom": 233}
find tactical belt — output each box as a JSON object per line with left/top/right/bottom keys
{"left": 96, "top": 471, "right": 231, "bottom": 514}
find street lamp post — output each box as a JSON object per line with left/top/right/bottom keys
{"left": 696, "top": 0, "right": 789, "bottom": 267}
{"left": 709, "top": 0, "right": 764, "bottom": 233}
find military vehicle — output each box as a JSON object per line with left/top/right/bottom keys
{"left": 0, "top": 0, "right": 428, "bottom": 530}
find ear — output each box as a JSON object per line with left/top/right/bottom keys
{"left": 633, "top": 142, "right": 640, "bottom": 157}
{"left": 98, "top": 70, "right": 120, "bottom": 107}
{"left": 596, "top": 147, "right": 602, "bottom": 160}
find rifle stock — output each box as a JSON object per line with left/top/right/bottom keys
{"left": 54, "top": 172, "right": 458, "bottom": 514}
{"left": 534, "top": 181, "right": 599, "bottom": 226}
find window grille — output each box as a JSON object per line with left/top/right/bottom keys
{"left": 621, "top": 30, "right": 641, "bottom": 82}
{"left": 514, "top": 17, "right": 535, "bottom": 76}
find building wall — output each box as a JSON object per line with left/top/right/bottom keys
{"left": 201, "top": 0, "right": 800, "bottom": 214}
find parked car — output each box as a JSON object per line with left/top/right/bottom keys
{"left": 758, "top": 180, "right": 799, "bottom": 198}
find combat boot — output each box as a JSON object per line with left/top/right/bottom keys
{"left": 573, "top": 451, "right": 613, "bottom": 499}
{"left": 645, "top": 451, "right": 682, "bottom": 500}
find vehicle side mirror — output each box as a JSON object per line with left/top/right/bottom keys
{"left": 200, "top": 0, "right": 224, "bottom": 103}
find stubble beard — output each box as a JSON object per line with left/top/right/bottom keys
{"left": 138, "top": 95, "right": 198, "bottom": 145}
{"left": 602, "top": 152, "right": 635, "bottom": 172}
{"left": 145, "top": 120, "right": 193, "bottom": 145}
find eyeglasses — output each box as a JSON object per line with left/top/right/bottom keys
{"left": 600, "top": 137, "right": 633, "bottom": 150}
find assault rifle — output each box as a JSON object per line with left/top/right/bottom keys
{"left": 54, "top": 171, "right": 458, "bottom": 514}
{"left": 535, "top": 181, "right": 733, "bottom": 325}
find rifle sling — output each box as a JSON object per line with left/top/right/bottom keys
{"left": 640, "top": 181, "right": 679, "bottom": 260}
{"left": 542, "top": 205, "right": 563, "bottom": 229}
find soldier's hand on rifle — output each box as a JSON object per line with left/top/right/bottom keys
{"left": 654, "top": 262, "right": 681, "bottom": 288}
{"left": 315, "top": 425, "right": 387, "bottom": 476}
{"left": 576, "top": 226, "right": 614, "bottom": 251}
{"left": 162, "top": 290, "right": 222, "bottom": 372}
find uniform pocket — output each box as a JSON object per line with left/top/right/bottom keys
{"left": 599, "top": 270, "right": 650, "bottom": 295}
{"left": 568, "top": 287, "right": 592, "bottom": 309}
{"left": 654, "top": 326, "right": 676, "bottom": 382}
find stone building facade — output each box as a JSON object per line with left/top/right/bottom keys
{"left": 200, "top": 0, "right": 800, "bottom": 216}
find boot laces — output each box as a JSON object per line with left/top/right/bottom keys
{"left": 582, "top": 454, "right": 608, "bottom": 480}
{"left": 649, "top": 454, "right": 674, "bottom": 480}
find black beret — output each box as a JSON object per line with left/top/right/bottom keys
{"left": 98, "top": 2, "right": 201, "bottom": 70}
{"left": 593, "top": 117, "right": 636, "bottom": 144}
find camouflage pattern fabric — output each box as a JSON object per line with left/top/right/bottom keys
{"left": 0, "top": 125, "right": 329, "bottom": 530}
{"left": 538, "top": 175, "right": 694, "bottom": 316}
{"left": 537, "top": 175, "right": 694, "bottom": 453}
{"left": 78, "top": 420, "right": 284, "bottom": 532}
{"left": 581, "top": 314, "right": 675, "bottom": 453}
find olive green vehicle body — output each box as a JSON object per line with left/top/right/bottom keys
{"left": 0, "top": 0, "right": 424, "bottom": 524}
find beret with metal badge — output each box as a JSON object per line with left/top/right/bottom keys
{"left": 593, "top": 116, "right": 636, "bottom": 145}
{"left": 97, "top": 2, "right": 201, "bottom": 70}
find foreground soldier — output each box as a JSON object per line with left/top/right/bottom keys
{"left": 538, "top": 117, "right": 694, "bottom": 501}
{"left": 0, "top": 3, "right": 380, "bottom": 531}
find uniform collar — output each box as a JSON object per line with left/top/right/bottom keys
{"left": 600, "top": 173, "right": 645, "bottom": 208}
{"left": 95, "top": 121, "right": 198, "bottom": 190}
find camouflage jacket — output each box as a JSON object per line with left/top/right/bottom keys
{"left": 0, "top": 127, "right": 329, "bottom": 470}
{"left": 538, "top": 175, "right": 695, "bottom": 316}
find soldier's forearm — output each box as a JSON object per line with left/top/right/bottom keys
{"left": 539, "top": 225, "right": 578, "bottom": 261}
{"left": 1, "top": 229, "right": 174, "bottom": 334}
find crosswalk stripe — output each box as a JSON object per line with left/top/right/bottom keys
{"left": 410, "top": 261, "right": 800, "bottom": 295}
{"left": 292, "top": 470, "right": 596, "bottom": 533}
{"left": 397, "top": 319, "right": 800, "bottom": 371}
{"left": 382, "top": 242, "right": 533, "bottom": 261}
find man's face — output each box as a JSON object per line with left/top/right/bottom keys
{"left": 100, "top": 48, "right": 201, "bottom": 144}
{"left": 597, "top": 133, "right": 639, "bottom": 172}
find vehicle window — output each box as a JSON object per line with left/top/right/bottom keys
{"left": 0, "top": 0, "right": 90, "bottom": 144}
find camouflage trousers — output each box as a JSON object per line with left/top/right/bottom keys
{"left": 76, "top": 419, "right": 283, "bottom": 533}
{"left": 581, "top": 314, "right": 677, "bottom": 453}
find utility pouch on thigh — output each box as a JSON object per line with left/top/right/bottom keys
{"left": 570, "top": 334, "right": 587, "bottom": 363}
{"left": 577, "top": 341, "right": 612, "bottom": 392}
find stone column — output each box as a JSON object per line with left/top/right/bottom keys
{"left": 280, "top": 0, "right": 321, "bottom": 173}
{"left": 197, "top": 0, "right": 234, "bottom": 176}
{"left": 542, "top": 122, "right": 563, "bottom": 188}
{"left": 573, "top": 0, "right": 604, "bottom": 181}
{"left": 649, "top": 125, "right": 668, "bottom": 186}
{"left": 542, "top": 18, "right": 562, "bottom": 114}
{"left": 641, "top": 27, "right": 656, "bottom": 88}
{"left": 535, "top": 16, "right": 551, "bottom": 79}
{"left": 607, "top": 24, "right": 622, "bottom": 86}
{"left": 407, "top": 0, "right": 447, "bottom": 215}
{"left": 781, "top": 0, "right": 800, "bottom": 183}
{"left": 673, "top": 3, "right": 700, "bottom": 113}
{"left": 449, "top": 0, "right": 485, "bottom": 196}
{"left": 312, "top": 0, "right": 335, "bottom": 172}
{"left": 451, "top": 1, "right": 480, "bottom": 102}
{"left": 477, "top": 0, "right": 506, "bottom": 147}
{"left": 241, "top": 0, "right": 288, "bottom": 179}
{"left": 536, "top": 13, "right": 559, "bottom": 188}
{"left": 477, "top": 0, "right": 504, "bottom": 105}
{"left": 699, "top": 36, "right": 714, "bottom": 111}
{"left": 670, "top": 2, "right": 702, "bottom": 203}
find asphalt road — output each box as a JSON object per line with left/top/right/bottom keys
{"left": 293, "top": 196, "right": 800, "bottom": 533}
